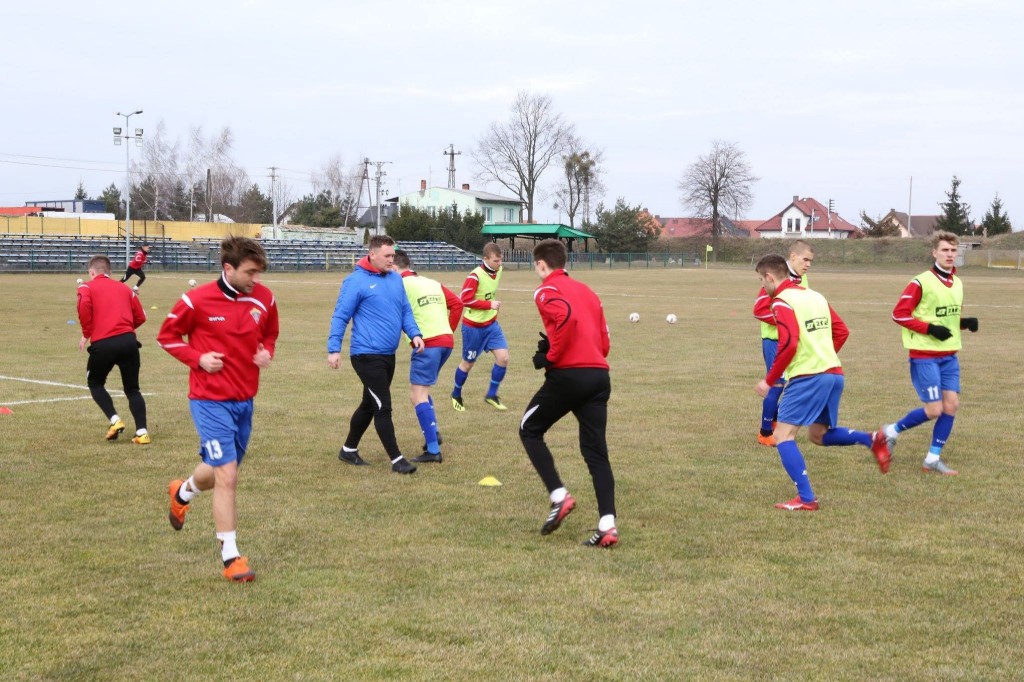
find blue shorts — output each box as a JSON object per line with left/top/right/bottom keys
{"left": 409, "top": 346, "right": 452, "bottom": 386}
{"left": 189, "top": 399, "right": 254, "bottom": 467}
{"left": 910, "top": 355, "right": 960, "bottom": 402}
{"left": 777, "top": 373, "right": 844, "bottom": 427}
{"left": 461, "top": 322, "right": 507, "bottom": 362}
{"left": 761, "top": 338, "right": 787, "bottom": 384}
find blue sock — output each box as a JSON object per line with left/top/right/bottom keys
{"left": 415, "top": 402, "right": 440, "bottom": 454}
{"left": 487, "top": 364, "right": 507, "bottom": 398}
{"left": 452, "top": 368, "right": 468, "bottom": 398}
{"left": 761, "top": 385, "right": 783, "bottom": 433}
{"left": 777, "top": 441, "right": 815, "bottom": 502}
{"left": 929, "top": 413, "right": 955, "bottom": 456}
{"left": 821, "top": 427, "right": 872, "bottom": 447}
{"left": 896, "top": 407, "right": 930, "bottom": 433}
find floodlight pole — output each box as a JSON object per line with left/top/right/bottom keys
{"left": 115, "top": 110, "right": 143, "bottom": 267}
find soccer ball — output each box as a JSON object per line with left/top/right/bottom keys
{"left": 188, "top": 279, "right": 197, "bottom": 287}
{"left": 76, "top": 278, "right": 83, "bottom": 285}
{"left": 666, "top": 314, "right": 678, "bottom": 324}
{"left": 628, "top": 312, "right": 640, "bottom": 323}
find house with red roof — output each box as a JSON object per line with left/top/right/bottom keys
{"left": 658, "top": 216, "right": 763, "bottom": 239}
{"left": 877, "top": 209, "right": 940, "bottom": 238}
{"left": 755, "top": 196, "right": 861, "bottom": 239}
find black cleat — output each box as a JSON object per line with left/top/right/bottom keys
{"left": 412, "top": 451, "right": 443, "bottom": 464}
{"left": 540, "top": 494, "right": 576, "bottom": 535}
{"left": 391, "top": 457, "right": 417, "bottom": 474}
{"left": 338, "top": 448, "right": 369, "bottom": 466}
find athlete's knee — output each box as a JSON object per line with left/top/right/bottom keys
{"left": 923, "top": 401, "right": 944, "bottom": 419}
{"left": 942, "top": 393, "right": 959, "bottom": 415}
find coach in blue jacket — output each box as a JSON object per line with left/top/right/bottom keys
{"left": 327, "top": 235, "right": 424, "bottom": 474}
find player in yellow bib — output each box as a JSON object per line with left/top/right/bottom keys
{"left": 881, "top": 231, "right": 978, "bottom": 475}
{"left": 752, "top": 240, "right": 813, "bottom": 446}
{"left": 451, "top": 243, "right": 510, "bottom": 411}
{"left": 754, "top": 255, "right": 891, "bottom": 511}
{"left": 393, "top": 250, "right": 463, "bottom": 462}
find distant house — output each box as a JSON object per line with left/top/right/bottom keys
{"left": 386, "top": 181, "right": 521, "bottom": 224}
{"left": 657, "top": 216, "right": 763, "bottom": 239}
{"left": 755, "top": 196, "right": 860, "bottom": 239}
{"left": 877, "top": 209, "right": 940, "bottom": 238}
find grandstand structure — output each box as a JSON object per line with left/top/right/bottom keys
{"left": 0, "top": 234, "right": 480, "bottom": 272}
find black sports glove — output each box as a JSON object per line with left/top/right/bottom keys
{"left": 960, "top": 317, "right": 979, "bottom": 333}
{"left": 927, "top": 324, "right": 953, "bottom": 341}
{"left": 532, "top": 332, "right": 551, "bottom": 370}
{"left": 536, "top": 332, "right": 550, "bottom": 354}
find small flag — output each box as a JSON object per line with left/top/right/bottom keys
{"left": 478, "top": 476, "right": 502, "bottom": 487}
{"left": 705, "top": 244, "right": 713, "bottom": 252}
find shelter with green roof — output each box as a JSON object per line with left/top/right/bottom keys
{"left": 480, "top": 223, "right": 595, "bottom": 252}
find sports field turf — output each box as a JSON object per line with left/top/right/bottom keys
{"left": 1, "top": 264, "right": 1022, "bottom": 680}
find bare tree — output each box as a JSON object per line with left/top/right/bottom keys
{"left": 310, "top": 154, "right": 362, "bottom": 223}
{"left": 184, "top": 126, "right": 250, "bottom": 221}
{"left": 473, "top": 91, "right": 575, "bottom": 223}
{"left": 679, "top": 140, "right": 758, "bottom": 255}
{"left": 554, "top": 139, "right": 605, "bottom": 228}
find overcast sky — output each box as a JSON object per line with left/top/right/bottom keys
{"left": 2, "top": 0, "right": 1021, "bottom": 227}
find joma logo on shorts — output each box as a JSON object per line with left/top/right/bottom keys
{"left": 804, "top": 317, "right": 830, "bottom": 332}
{"left": 935, "top": 305, "right": 960, "bottom": 317}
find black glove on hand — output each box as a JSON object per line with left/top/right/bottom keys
{"left": 960, "top": 317, "right": 979, "bottom": 332}
{"left": 927, "top": 324, "right": 953, "bottom": 341}
{"left": 532, "top": 332, "right": 550, "bottom": 370}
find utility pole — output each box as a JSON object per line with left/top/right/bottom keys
{"left": 908, "top": 176, "right": 913, "bottom": 237}
{"left": 113, "top": 109, "right": 143, "bottom": 267}
{"left": 269, "top": 166, "right": 279, "bottom": 239}
{"left": 206, "top": 168, "right": 213, "bottom": 223}
{"left": 443, "top": 143, "right": 461, "bottom": 189}
{"left": 348, "top": 156, "right": 372, "bottom": 228}
{"left": 371, "top": 160, "right": 392, "bottom": 235}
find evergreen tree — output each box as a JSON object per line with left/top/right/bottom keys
{"left": 590, "top": 198, "right": 661, "bottom": 253}
{"left": 99, "top": 183, "right": 124, "bottom": 219}
{"left": 235, "top": 184, "right": 274, "bottom": 224}
{"left": 934, "top": 175, "right": 973, "bottom": 235}
{"left": 979, "top": 194, "right": 1012, "bottom": 236}
{"left": 74, "top": 182, "right": 89, "bottom": 200}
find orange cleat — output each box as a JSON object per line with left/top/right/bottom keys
{"left": 223, "top": 556, "right": 255, "bottom": 582}
{"left": 167, "top": 479, "right": 189, "bottom": 531}
{"left": 758, "top": 433, "right": 777, "bottom": 447}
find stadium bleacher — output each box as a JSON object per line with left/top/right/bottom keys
{"left": 0, "top": 235, "right": 480, "bottom": 272}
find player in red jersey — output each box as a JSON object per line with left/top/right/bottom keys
{"left": 77, "top": 255, "right": 149, "bottom": 443}
{"left": 158, "top": 237, "right": 279, "bottom": 582}
{"left": 520, "top": 239, "right": 618, "bottom": 548}
{"left": 119, "top": 244, "right": 151, "bottom": 290}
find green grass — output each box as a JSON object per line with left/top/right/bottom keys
{"left": 2, "top": 265, "right": 1023, "bottom": 680}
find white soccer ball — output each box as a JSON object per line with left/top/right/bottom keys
{"left": 76, "top": 278, "right": 83, "bottom": 285}
{"left": 188, "top": 279, "right": 197, "bottom": 287}
{"left": 666, "top": 314, "right": 678, "bottom": 324}
{"left": 628, "top": 312, "right": 640, "bottom": 323}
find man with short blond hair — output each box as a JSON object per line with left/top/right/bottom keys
{"left": 451, "top": 242, "right": 510, "bottom": 411}
{"left": 882, "top": 231, "right": 978, "bottom": 475}
{"left": 752, "top": 240, "right": 813, "bottom": 446}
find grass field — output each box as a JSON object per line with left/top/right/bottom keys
{"left": 2, "top": 264, "right": 1023, "bottom": 680}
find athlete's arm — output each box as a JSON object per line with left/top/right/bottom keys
{"left": 765, "top": 302, "right": 798, "bottom": 385}
{"left": 891, "top": 280, "right": 930, "bottom": 334}
{"left": 829, "top": 306, "right": 850, "bottom": 353}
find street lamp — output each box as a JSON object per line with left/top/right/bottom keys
{"left": 113, "top": 110, "right": 143, "bottom": 267}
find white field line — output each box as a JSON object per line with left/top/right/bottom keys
{"left": 0, "top": 375, "right": 155, "bottom": 406}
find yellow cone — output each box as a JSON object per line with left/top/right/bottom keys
{"left": 478, "top": 476, "right": 502, "bottom": 487}
{"left": 151, "top": 306, "right": 158, "bottom": 310}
